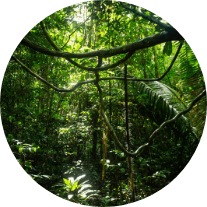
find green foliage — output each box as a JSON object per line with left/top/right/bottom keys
{"left": 1, "top": 1, "right": 205, "bottom": 206}
{"left": 59, "top": 174, "right": 98, "bottom": 204}
{"left": 163, "top": 41, "right": 172, "bottom": 56}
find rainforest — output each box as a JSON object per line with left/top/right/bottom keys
{"left": 0, "top": 1, "right": 206, "bottom": 206}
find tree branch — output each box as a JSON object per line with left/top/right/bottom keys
{"left": 11, "top": 56, "right": 95, "bottom": 93}
{"left": 40, "top": 20, "right": 135, "bottom": 71}
{"left": 40, "top": 21, "right": 61, "bottom": 51}
{"left": 21, "top": 30, "right": 183, "bottom": 59}
{"left": 120, "top": 2, "right": 179, "bottom": 34}
{"left": 11, "top": 43, "right": 183, "bottom": 96}
{"left": 101, "top": 88, "right": 206, "bottom": 158}
{"left": 134, "top": 89, "right": 206, "bottom": 156}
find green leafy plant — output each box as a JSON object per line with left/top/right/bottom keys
{"left": 63, "top": 174, "right": 97, "bottom": 202}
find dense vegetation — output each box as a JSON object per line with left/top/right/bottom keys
{"left": 1, "top": 1, "right": 206, "bottom": 206}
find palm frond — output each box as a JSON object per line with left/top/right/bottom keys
{"left": 134, "top": 80, "right": 197, "bottom": 138}
{"left": 178, "top": 42, "right": 206, "bottom": 138}
{"left": 131, "top": 40, "right": 206, "bottom": 139}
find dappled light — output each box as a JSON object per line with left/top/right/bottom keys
{"left": 1, "top": 1, "right": 206, "bottom": 206}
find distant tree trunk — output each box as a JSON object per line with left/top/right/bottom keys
{"left": 153, "top": 46, "right": 159, "bottom": 78}
{"left": 88, "top": 5, "right": 93, "bottom": 48}
{"left": 91, "top": 109, "right": 99, "bottom": 160}
{"left": 141, "top": 50, "right": 147, "bottom": 78}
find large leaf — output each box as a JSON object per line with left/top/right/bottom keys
{"left": 134, "top": 80, "right": 197, "bottom": 138}
{"left": 178, "top": 42, "right": 206, "bottom": 137}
